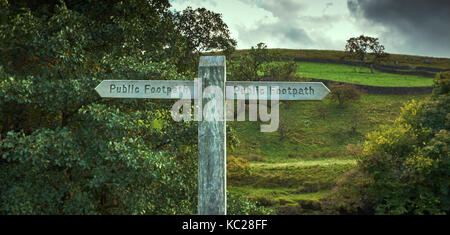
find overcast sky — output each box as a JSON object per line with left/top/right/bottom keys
{"left": 169, "top": 0, "right": 450, "bottom": 58}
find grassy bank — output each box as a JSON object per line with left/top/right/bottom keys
{"left": 227, "top": 93, "right": 429, "bottom": 214}
{"left": 228, "top": 94, "right": 427, "bottom": 163}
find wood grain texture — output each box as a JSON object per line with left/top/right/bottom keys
{"left": 197, "top": 56, "right": 227, "bottom": 215}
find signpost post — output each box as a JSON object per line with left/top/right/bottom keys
{"left": 95, "top": 55, "right": 330, "bottom": 215}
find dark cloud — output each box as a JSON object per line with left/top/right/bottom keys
{"left": 348, "top": 0, "right": 450, "bottom": 58}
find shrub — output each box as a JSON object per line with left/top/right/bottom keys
{"left": 229, "top": 42, "right": 298, "bottom": 81}
{"left": 329, "top": 84, "right": 361, "bottom": 107}
{"left": 325, "top": 72, "right": 449, "bottom": 215}
{"left": 229, "top": 43, "right": 278, "bottom": 81}
{"left": 261, "top": 61, "right": 297, "bottom": 81}
{"left": 432, "top": 71, "right": 450, "bottom": 96}
{"left": 227, "top": 193, "right": 273, "bottom": 215}
{"left": 321, "top": 167, "right": 374, "bottom": 215}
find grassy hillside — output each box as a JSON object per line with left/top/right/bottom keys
{"left": 227, "top": 94, "right": 429, "bottom": 214}
{"left": 222, "top": 48, "right": 446, "bottom": 214}
{"left": 231, "top": 49, "right": 450, "bottom": 70}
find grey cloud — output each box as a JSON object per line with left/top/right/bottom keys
{"left": 282, "top": 26, "right": 312, "bottom": 44}
{"left": 237, "top": 21, "right": 313, "bottom": 48}
{"left": 348, "top": 0, "right": 450, "bottom": 57}
{"left": 259, "top": 0, "right": 305, "bottom": 20}
{"left": 234, "top": 0, "right": 314, "bottom": 49}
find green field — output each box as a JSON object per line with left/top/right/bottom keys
{"left": 295, "top": 62, "right": 434, "bottom": 87}
{"left": 227, "top": 93, "right": 429, "bottom": 214}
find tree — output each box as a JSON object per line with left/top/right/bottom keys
{"left": 344, "top": 35, "right": 389, "bottom": 73}
{"left": 172, "top": 7, "right": 237, "bottom": 73}
{"left": 229, "top": 43, "right": 296, "bottom": 81}
{"left": 0, "top": 0, "right": 239, "bottom": 215}
{"left": 261, "top": 61, "right": 297, "bottom": 81}
{"left": 0, "top": 0, "right": 264, "bottom": 215}
{"left": 229, "top": 43, "right": 271, "bottom": 81}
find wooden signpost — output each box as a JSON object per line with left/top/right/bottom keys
{"left": 95, "top": 56, "right": 330, "bottom": 215}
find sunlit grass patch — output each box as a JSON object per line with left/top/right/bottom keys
{"left": 295, "top": 62, "right": 434, "bottom": 87}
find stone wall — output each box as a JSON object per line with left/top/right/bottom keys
{"left": 309, "top": 78, "right": 433, "bottom": 95}
{"left": 292, "top": 57, "right": 447, "bottom": 78}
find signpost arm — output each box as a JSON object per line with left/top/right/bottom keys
{"left": 198, "top": 56, "right": 227, "bottom": 215}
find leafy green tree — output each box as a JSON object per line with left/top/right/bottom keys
{"left": 229, "top": 43, "right": 298, "bottom": 82}
{"left": 229, "top": 43, "right": 281, "bottom": 81}
{"left": 261, "top": 61, "right": 297, "bottom": 81}
{"left": 172, "top": 7, "right": 237, "bottom": 73}
{"left": 344, "top": 35, "right": 389, "bottom": 73}
{"left": 0, "top": 0, "right": 202, "bottom": 215}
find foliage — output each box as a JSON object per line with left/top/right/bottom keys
{"left": 172, "top": 6, "right": 237, "bottom": 73}
{"left": 227, "top": 193, "right": 273, "bottom": 215}
{"left": 344, "top": 35, "right": 389, "bottom": 73}
{"left": 226, "top": 126, "right": 240, "bottom": 152}
{"left": 432, "top": 71, "right": 450, "bottom": 96}
{"left": 229, "top": 42, "right": 278, "bottom": 81}
{"left": 0, "top": 0, "right": 235, "bottom": 214}
{"left": 325, "top": 72, "right": 449, "bottom": 215}
{"left": 321, "top": 167, "right": 374, "bottom": 214}
{"left": 261, "top": 61, "right": 298, "bottom": 81}
{"left": 329, "top": 84, "right": 361, "bottom": 107}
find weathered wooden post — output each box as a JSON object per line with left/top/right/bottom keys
{"left": 197, "top": 56, "right": 227, "bottom": 215}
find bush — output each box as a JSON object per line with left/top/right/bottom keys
{"left": 261, "top": 61, "right": 297, "bottom": 81}
{"left": 229, "top": 43, "right": 275, "bottom": 81}
{"left": 227, "top": 193, "right": 273, "bottom": 215}
{"left": 324, "top": 72, "right": 449, "bottom": 215}
{"left": 329, "top": 84, "right": 361, "bottom": 107}
{"left": 432, "top": 71, "right": 450, "bottom": 96}
{"left": 321, "top": 167, "right": 374, "bottom": 214}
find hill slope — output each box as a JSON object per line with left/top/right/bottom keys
{"left": 227, "top": 94, "right": 429, "bottom": 214}
{"left": 231, "top": 49, "right": 450, "bottom": 71}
